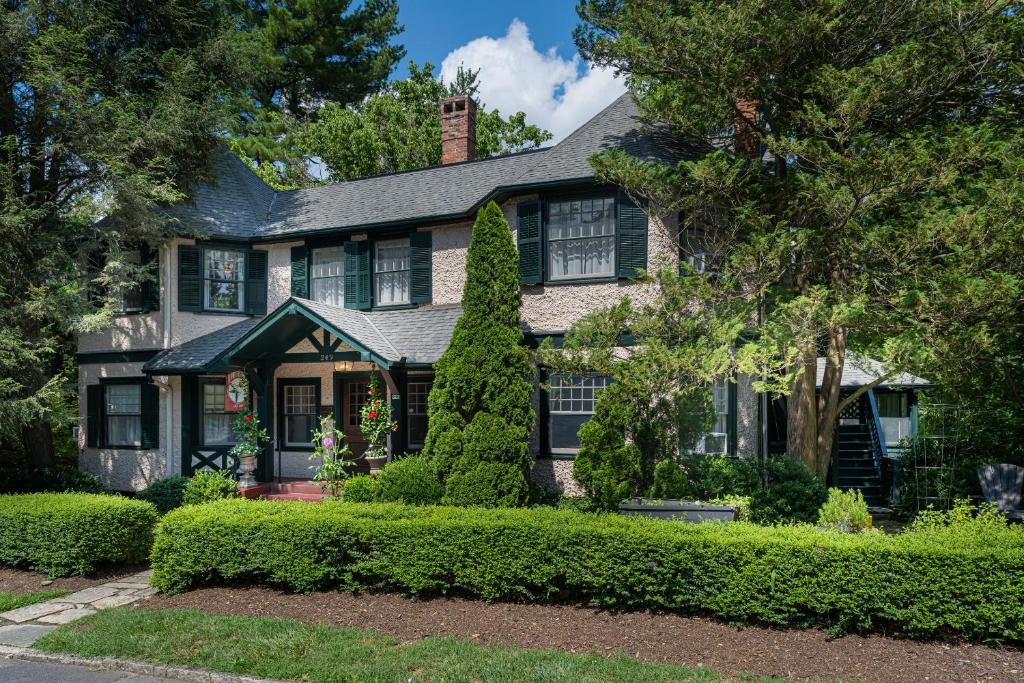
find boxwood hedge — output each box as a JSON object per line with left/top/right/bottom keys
{"left": 151, "top": 499, "right": 1024, "bottom": 641}
{"left": 0, "top": 493, "right": 158, "bottom": 576}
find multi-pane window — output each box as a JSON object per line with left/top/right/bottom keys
{"left": 311, "top": 246, "right": 344, "bottom": 306}
{"left": 347, "top": 381, "right": 369, "bottom": 428}
{"left": 682, "top": 227, "right": 724, "bottom": 276}
{"left": 202, "top": 382, "right": 237, "bottom": 446}
{"left": 696, "top": 378, "right": 730, "bottom": 455}
{"left": 283, "top": 383, "right": 317, "bottom": 447}
{"left": 547, "top": 197, "right": 615, "bottom": 280}
{"left": 204, "top": 249, "right": 245, "bottom": 312}
{"left": 374, "top": 238, "right": 410, "bottom": 305}
{"left": 406, "top": 380, "right": 431, "bottom": 448}
{"left": 105, "top": 384, "right": 142, "bottom": 447}
{"left": 548, "top": 374, "right": 609, "bottom": 454}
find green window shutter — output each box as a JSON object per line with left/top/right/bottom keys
{"left": 409, "top": 231, "right": 432, "bottom": 304}
{"left": 140, "top": 246, "right": 160, "bottom": 313}
{"left": 177, "top": 245, "right": 202, "bottom": 311}
{"left": 517, "top": 201, "right": 543, "bottom": 285}
{"left": 290, "top": 245, "right": 309, "bottom": 298}
{"left": 140, "top": 382, "right": 160, "bottom": 449}
{"left": 86, "top": 384, "right": 103, "bottom": 448}
{"left": 616, "top": 191, "right": 648, "bottom": 279}
{"left": 245, "top": 250, "right": 268, "bottom": 315}
{"left": 343, "top": 241, "right": 371, "bottom": 310}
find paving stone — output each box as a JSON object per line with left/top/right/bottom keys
{"left": 0, "top": 601, "right": 68, "bottom": 624}
{"left": 103, "top": 582, "right": 149, "bottom": 590}
{"left": 0, "top": 624, "right": 57, "bottom": 647}
{"left": 90, "top": 593, "right": 144, "bottom": 609}
{"left": 62, "top": 586, "right": 120, "bottom": 604}
{"left": 130, "top": 587, "right": 159, "bottom": 599}
{"left": 37, "top": 607, "right": 97, "bottom": 624}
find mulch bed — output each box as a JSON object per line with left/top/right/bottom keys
{"left": 143, "top": 585, "right": 1024, "bottom": 682}
{"left": 0, "top": 565, "right": 144, "bottom": 594}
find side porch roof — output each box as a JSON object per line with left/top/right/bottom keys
{"left": 143, "top": 298, "right": 462, "bottom": 374}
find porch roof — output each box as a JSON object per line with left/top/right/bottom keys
{"left": 143, "top": 299, "right": 463, "bottom": 374}
{"left": 816, "top": 355, "right": 930, "bottom": 389}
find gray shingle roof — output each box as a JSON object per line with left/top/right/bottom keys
{"left": 816, "top": 355, "right": 930, "bottom": 388}
{"left": 143, "top": 299, "right": 463, "bottom": 373}
{"left": 143, "top": 319, "right": 259, "bottom": 373}
{"left": 169, "top": 94, "right": 688, "bottom": 240}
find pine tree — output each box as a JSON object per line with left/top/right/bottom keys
{"left": 423, "top": 201, "right": 535, "bottom": 507}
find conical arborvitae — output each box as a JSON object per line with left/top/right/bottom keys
{"left": 423, "top": 200, "right": 535, "bottom": 506}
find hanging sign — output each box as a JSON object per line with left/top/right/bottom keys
{"left": 225, "top": 370, "right": 246, "bottom": 412}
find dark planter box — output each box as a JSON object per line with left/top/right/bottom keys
{"left": 618, "top": 497, "right": 736, "bottom": 523}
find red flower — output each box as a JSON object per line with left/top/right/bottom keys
{"left": 368, "top": 410, "right": 378, "bottom": 419}
{"left": 244, "top": 414, "right": 253, "bottom": 423}
{"left": 391, "top": 422, "right": 398, "bottom": 431}
{"left": 368, "top": 389, "right": 375, "bottom": 396}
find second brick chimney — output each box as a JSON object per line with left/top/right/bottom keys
{"left": 440, "top": 95, "right": 477, "bottom": 165}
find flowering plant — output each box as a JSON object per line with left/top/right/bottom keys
{"left": 359, "top": 372, "right": 398, "bottom": 460}
{"left": 309, "top": 414, "right": 354, "bottom": 498}
{"left": 229, "top": 376, "right": 268, "bottom": 459}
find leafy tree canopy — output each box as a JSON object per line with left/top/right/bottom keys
{"left": 298, "top": 62, "right": 552, "bottom": 181}
{"left": 572, "top": 0, "right": 1024, "bottom": 477}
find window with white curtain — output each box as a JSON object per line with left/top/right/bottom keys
{"left": 696, "top": 378, "right": 730, "bottom": 455}
{"left": 547, "top": 197, "right": 615, "bottom": 280}
{"left": 283, "top": 383, "right": 317, "bottom": 447}
{"left": 548, "top": 373, "right": 609, "bottom": 454}
{"left": 105, "top": 384, "right": 142, "bottom": 447}
{"left": 204, "top": 249, "right": 245, "bottom": 312}
{"left": 202, "top": 382, "right": 237, "bottom": 446}
{"left": 374, "top": 238, "right": 410, "bottom": 305}
{"left": 310, "top": 246, "right": 344, "bottom": 306}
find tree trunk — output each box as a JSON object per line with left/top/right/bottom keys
{"left": 21, "top": 420, "right": 56, "bottom": 470}
{"left": 814, "top": 326, "right": 848, "bottom": 478}
{"left": 786, "top": 339, "right": 819, "bottom": 473}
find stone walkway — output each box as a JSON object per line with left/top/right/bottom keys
{"left": 0, "top": 570, "right": 156, "bottom": 648}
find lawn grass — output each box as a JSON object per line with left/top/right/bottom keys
{"left": 36, "top": 608, "right": 777, "bottom": 682}
{"left": 0, "top": 589, "right": 69, "bottom": 612}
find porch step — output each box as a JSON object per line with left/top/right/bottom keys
{"left": 262, "top": 492, "right": 327, "bottom": 502}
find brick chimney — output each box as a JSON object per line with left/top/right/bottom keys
{"left": 440, "top": 95, "right": 477, "bottom": 165}
{"left": 734, "top": 98, "right": 759, "bottom": 157}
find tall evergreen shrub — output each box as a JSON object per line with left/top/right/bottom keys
{"left": 423, "top": 201, "right": 534, "bottom": 506}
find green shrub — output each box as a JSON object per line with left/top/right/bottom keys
{"left": 910, "top": 498, "right": 1008, "bottom": 534}
{"left": 137, "top": 476, "right": 188, "bottom": 515}
{"left": 183, "top": 470, "right": 238, "bottom": 506}
{"left": 817, "top": 488, "right": 872, "bottom": 533}
{"left": 443, "top": 461, "right": 528, "bottom": 508}
{"left": 648, "top": 459, "right": 689, "bottom": 499}
{"left": 0, "top": 465, "right": 102, "bottom": 494}
{"left": 152, "top": 499, "right": 1024, "bottom": 642}
{"left": 684, "top": 455, "right": 760, "bottom": 499}
{"left": 572, "top": 417, "right": 640, "bottom": 510}
{"left": 343, "top": 475, "right": 381, "bottom": 503}
{"left": 748, "top": 456, "right": 827, "bottom": 524}
{"left": 0, "top": 493, "right": 157, "bottom": 576}
{"left": 378, "top": 457, "right": 442, "bottom": 505}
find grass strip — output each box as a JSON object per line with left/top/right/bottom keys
{"left": 36, "top": 607, "right": 778, "bottom": 682}
{"left": 0, "top": 589, "right": 70, "bottom": 612}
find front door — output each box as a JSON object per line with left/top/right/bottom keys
{"left": 337, "top": 376, "right": 370, "bottom": 458}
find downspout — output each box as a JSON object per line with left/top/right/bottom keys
{"left": 162, "top": 243, "right": 174, "bottom": 476}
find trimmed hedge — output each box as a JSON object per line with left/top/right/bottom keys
{"left": 0, "top": 493, "right": 158, "bottom": 576}
{"left": 152, "top": 499, "right": 1024, "bottom": 641}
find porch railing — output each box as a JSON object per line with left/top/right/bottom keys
{"left": 865, "top": 389, "right": 888, "bottom": 477}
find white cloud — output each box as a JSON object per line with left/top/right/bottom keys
{"left": 439, "top": 19, "right": 626, "bottom": 143}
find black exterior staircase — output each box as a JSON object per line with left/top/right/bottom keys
{"left": 834, "top": 424, "right": 885, "bottom": 506}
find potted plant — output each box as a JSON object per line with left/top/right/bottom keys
{"left": 359, "top": 372, "right": 398, "bottom": 473}
{"left": 230, "top": 410, "right": 269, "bottom": 490}
{"left": 309, "top": 415, "right": 355, "bottom": 499}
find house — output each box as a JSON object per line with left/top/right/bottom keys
{"left": 76, "top": 93, "right": 924, "bottom": 503}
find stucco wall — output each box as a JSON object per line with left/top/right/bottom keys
{"left": 78, "top": 362, "right": 169, "bottom": 491}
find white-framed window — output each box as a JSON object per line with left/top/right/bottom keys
{"left": 406, "top": 380, "right": 431, "bottom": 448}
{"left": 283, "top": 383, "right": 317, "bottom": 448}
{"left": 311, "top": 246, "right": 344, "bottom": 306}
{"left": 548, "top": 373, "right": 609, "bottom": 454}
{"left": 696, "top": 378, "right": 730, "bottom": 455}
{"left": 105, "top": 384, "right": 142, "bottom": 447}
{"left": 547, "top": 197, "right": 615, "bottom": 280}
{"left": 202, "top": 381, "right": 237, "bottom": 446}
{"left": 204, "top": 248, "right": 245, "bottom": 312}
{"left": 374, "top": 238, "right": 410, "bottom": 305}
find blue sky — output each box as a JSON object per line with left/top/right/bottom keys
{"left": 390, "top": 1, "right": 625, "bottom": 142}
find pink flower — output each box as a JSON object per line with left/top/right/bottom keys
{"left": 322, "top": 436, "right": 333, "bottom": 449}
